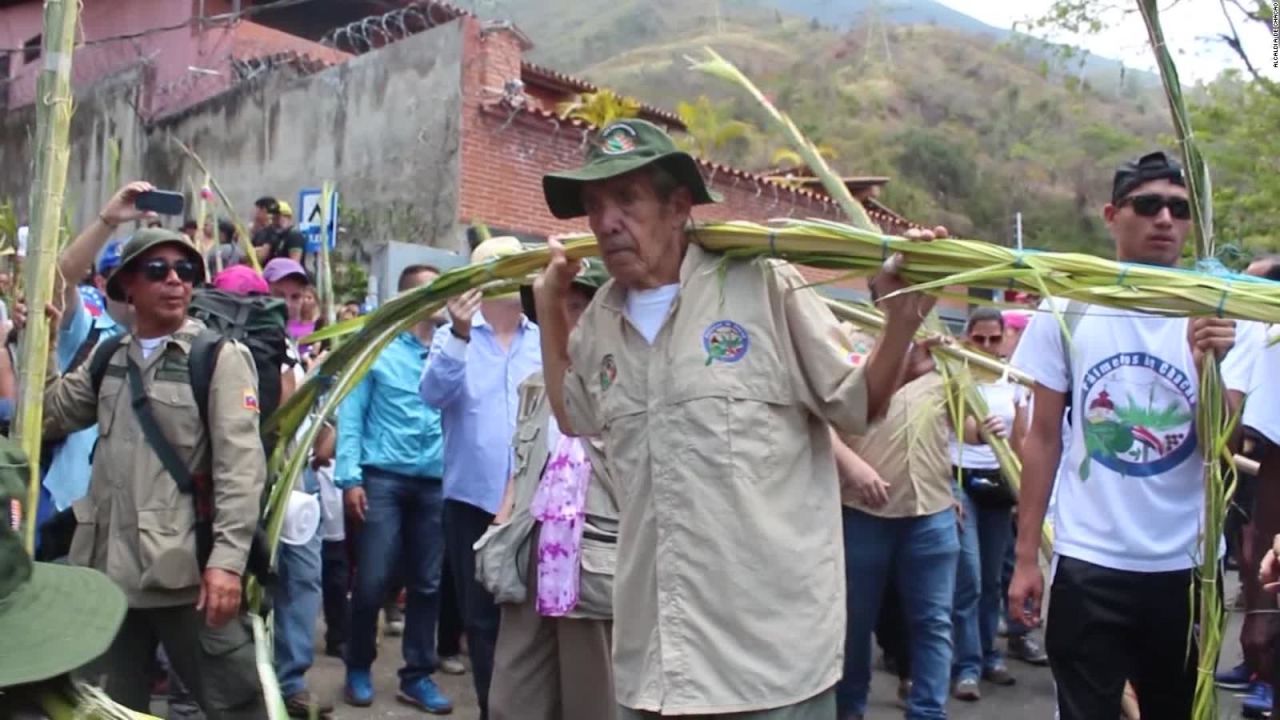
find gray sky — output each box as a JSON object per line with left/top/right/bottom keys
{"left": 935, "top": 0, "right": 1278, "bottom": 83}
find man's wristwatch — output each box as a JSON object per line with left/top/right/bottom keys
{"left": 450, "top": 326, "right": 470, "bottom": 342}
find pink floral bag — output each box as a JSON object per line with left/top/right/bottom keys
{"left": 528, "top": 435, "right": 592, "bottom": 617}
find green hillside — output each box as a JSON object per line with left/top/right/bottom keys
{"left": 471, "top": 0, "right": 1173, "bottom": 254}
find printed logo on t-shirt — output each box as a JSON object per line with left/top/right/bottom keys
{"left": 1079, "top": 352, "right": 1196, "bottom": 480}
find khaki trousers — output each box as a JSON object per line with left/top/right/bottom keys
{"left": 616, "top": 688, "right": 836, "bottom": 719}
{"left": 489, "top": 541, "right": 615, "bottom": 720}
{"left": 79, "top": 605, "right": 266, "bottom": 720}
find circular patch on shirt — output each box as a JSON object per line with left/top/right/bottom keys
{"left": 847, "top": 338, "right": 871, "bottom": 367}
{"left": 703, "top": 320, "right": 750, "bottom": 365}
{"left": 1079, "top": 351, "right": 1197, "bottom": 480}
{"left": 600, "top": 354, "right": 617, "bottom": 392}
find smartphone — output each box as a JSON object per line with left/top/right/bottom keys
{"left": 134, "top": 190, "right": 186, "bottom": 216}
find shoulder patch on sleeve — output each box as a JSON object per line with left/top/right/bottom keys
{"left": 243, "top": 389, "right": 260, "bottom": 413}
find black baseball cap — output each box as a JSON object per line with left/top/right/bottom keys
{"left": 1112, "top": 151, "right": 1185, "bottom": 203}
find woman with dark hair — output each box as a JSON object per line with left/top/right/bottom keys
{"left": 949, "top": 307, "right": 1028, "bottom": 701}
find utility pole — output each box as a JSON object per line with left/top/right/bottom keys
{"left": 1015, "top": 211, "right": 1024, "bottom": 251}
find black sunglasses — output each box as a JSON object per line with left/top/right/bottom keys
{"left": 970, "top": 334, "right": 1004, "bottom": 346}
{"left": 1119, "top": 193, "right": 1191, "bottom": 220}
{"left": 140, "top": 258, "right": 200, "bottom": 283}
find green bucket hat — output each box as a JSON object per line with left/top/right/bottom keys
{"left": 0, "top": 439, "right": 126, "bottom": 687}
{"left": 520, "top": 257, "right": 611, "bottom": 323}
{"left": 105, "top": 228, "right": 208, "bottom": 303}
{"left": 542, "top": 119, "right": 722, "bottom": 219}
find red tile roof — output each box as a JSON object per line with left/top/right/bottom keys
{"left": 481, "top": 102, "right": 922, "bottom": 231}
{"left": 521, "top": 61, "right": 686, "bottom": 130}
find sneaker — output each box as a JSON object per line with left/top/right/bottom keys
{"left": 983, "top": 663, "right": 1016, "bottom": 686}
{"left": 397, "top": 677, "right": 453, "bottom": 715}
{"left": 385, "top": 605, "right": 406, "bottom": 637}
{"left": 1215, "top": 662, "right": 1253, "bottom": 690}
{"left": 1007, "top": 633, "right": 1049, "bottom": 666}
{"left": 285, "top": 690, "right": 334, "bottom": 718}
{"left": 438, "top": 655, "right": 467, "bottom": 675}
{"left": 953, "top": 677, "right": 981, "bottom": 701}
{"left": 896, "top": 679, "right": 912, "bottom": 709}
{"left": 1243, "top": 681, "right": 1274, "bottom": 718}
{"left": 344, "top": 668, "right": 374, "bottom": 708}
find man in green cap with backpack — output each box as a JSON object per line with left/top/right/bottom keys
{"left": 40, "top": 227, "right": 268, "bottom": 719}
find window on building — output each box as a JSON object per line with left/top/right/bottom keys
{"left": 22, "top": 35, "right": 40, "bottom": 64}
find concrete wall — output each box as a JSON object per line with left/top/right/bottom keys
{"left": 0, "top": 67, "right": 149, "bottom": 224}
{"left": 147, "top": 18, "right": 466, "bottom": 253}
{"left": 0, "top": 19, "right": 466, "bottom": 252}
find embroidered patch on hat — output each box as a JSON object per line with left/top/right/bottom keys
{"left": 703, "top": 320, "right": 750, "bottom": 365}
{"left": 600, "top": 354, "right": 617, "bottom": 391}
{"left": 599, "top": 123, "right": 638, "bottom": 155}
{"left": 243, "top": 389, "right": 260, "bottom": 413}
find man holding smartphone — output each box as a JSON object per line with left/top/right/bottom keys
{"left": 41, "top": 216, "right": 268, "bottom": 718}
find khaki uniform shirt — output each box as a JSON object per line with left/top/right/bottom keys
{"left": 562, "top": 244, "right": 870, "bottom": 715}
{"left": 833, "top": 327, "right": 953, "bottom": 517}
{"left": 511, "top": 372, "right": 618, "bottom": 528}
{"left": 43, "top": 319, "right": 266, "bottom": 608}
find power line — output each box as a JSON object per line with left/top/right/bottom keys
{"left": 0, "top": 0, "right": 326, "bottom": 54}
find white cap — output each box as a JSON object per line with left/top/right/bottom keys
{"left": 280, "top": 490, "right": 321, "bottom": 546}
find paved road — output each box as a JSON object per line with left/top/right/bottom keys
{"left": 310, "top": 606, "right": 1256, "bottom": 719}
{"left": 156, "top": 575, "right": 1260, "bottom": 719}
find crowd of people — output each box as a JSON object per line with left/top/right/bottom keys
{"left": 4, "top": 117, "right": 1280, "bottom": 720}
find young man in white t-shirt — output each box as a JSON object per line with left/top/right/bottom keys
{"left": 1008, "top": 151, "right": 1249, "bottom": 719}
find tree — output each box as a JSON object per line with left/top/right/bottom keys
{"left": 556, "top": 90, "right": 642, "bottom": 127}
{"left": 675, "top": 96, "right": 758, "bottom": 160}
{"left": 1192, "top": 71, "right": 1280, "bottom": 254}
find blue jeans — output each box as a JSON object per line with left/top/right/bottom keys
{"left": 346, "top": 469, "right": 446, "bottom": 683}
{"left": 953, "top": 489, "right": 1016, "bottom": 681}
{"left": 838, "top": 507, "right": 960, "bottom": 720}
{"left": 274, "top": 526, "right": 323, "bottom": 696}
{"left": 443, "top": 499, "right": 499, "bottom": 720}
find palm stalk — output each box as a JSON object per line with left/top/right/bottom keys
{"left": 686, "top": 48, "right": 877, "bottom": 231}
{"left": 15, "top": 0, "right": 78, "bottom": 553}
{"left": 1137, "top": 3, "right": 1234, "bottom": 716}
{"left": 251, "top": 615, "right": 291, "bottom": 720}
{"left": 168, "top": 135, "right": 261, "bottom": 273}
{"left": 34, "top": 678, "right": 158, "bottom": 719}
{"left": 318, "top": 181, "right": 336, "bottom": 329}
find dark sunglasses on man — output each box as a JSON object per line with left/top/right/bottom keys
{"left": 139, "top": 258, "right": 201, "bottom": 283}
{"left": 1117, "top": 193, "right": 1191, "bottom": 221}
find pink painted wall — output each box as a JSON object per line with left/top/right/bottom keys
{"left": 0, "top": 0, "right": 344, "bottom": 117}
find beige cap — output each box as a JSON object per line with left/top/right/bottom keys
{"left": 471, "top": 236, "right": 524, "bottom": 264}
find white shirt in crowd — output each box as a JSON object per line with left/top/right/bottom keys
{"left": 1243, "top": 324, "right": 1280, "bottom": 446}
{"left": 1013, "top": 300, "right": 1254, "bottom": 573}
{"left": 625, "top": 284, "right": 679, "bottom": 345}
{"left": 138, "top": 335, "right": 169, "bottom": 360}
{"left": 950, "top": 378, "right": 1024, "bottom": 470}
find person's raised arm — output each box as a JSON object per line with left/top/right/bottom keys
{"left": 58, "top": 182, "right": 153, "bottom": 317}
{"left": 860, "top": 229, "right": 947, "bottom": 419}
{"left": 419, "top": 290, "right": 480, "bottom": 410}
{"left": 534, "top": 238, "right": 587, "bottom": 435}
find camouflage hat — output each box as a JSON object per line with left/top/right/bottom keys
{"left": 105, "top": 228, "right": 208, "bottom": 302}
{"left": 542, "top": 119, "right": 722, "bottom": 219}
{"left": 0, "top": 438, "right": 126, "bottom": 687}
